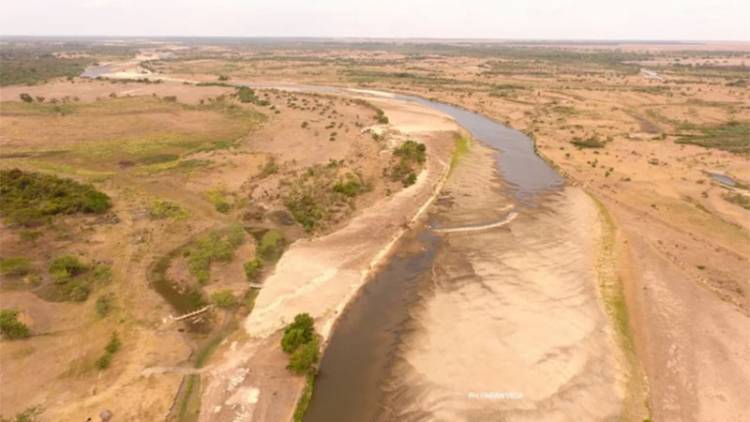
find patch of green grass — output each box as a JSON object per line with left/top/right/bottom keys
{"left": 676, "top": 121, "right": 750, "bottom": 154}
{"left": 95, "top": 294, "right": 114, "bottom": 318}
{"left": 293, "top": 372, "right": 316, "bottom": 422}
{"left": 0, "top": 169, "right": 111, "bottom": 226}
{"left": 176, "top": 374, "right": 202, "bottom": 422}
{"left": 0, "top": 309, "right": 31, "bottom": 340}
{"left": 257, "top": 229, "right": 285, "bottom": 261}
{"left": 243, "top": 258, "right": 263, "bottom": 281}
{"left": 207, "top": 189, "right": 232, "bottom": 214}
{"left": 332, "top": 175, "right": 364, "bottom": 197}
{"left": 449, "top": 136, "right": 470, "bottom": 175}
{"left": 211, "top": 289, "right": 238, "bottom": 309}
{"left": 0, "top": 257, "right": 33, "bottom": 277}
{"left": 96, "top": 331, "right": 121, "bottom": 370}
{"left": 185, "top": 225, "right": 245, "bottom": 284}
{"left": 40, "top": 256, "right": 110, "bottom": 302}
{"left": 148, "top": 200, "right": 188, "bottom": 220}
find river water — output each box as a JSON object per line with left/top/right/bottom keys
{"left": 305, "top": 95, "right": 569, "bottom": 422}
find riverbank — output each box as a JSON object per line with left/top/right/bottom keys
{"left": 195, "top": 96, "right": 458, "bottom": 421}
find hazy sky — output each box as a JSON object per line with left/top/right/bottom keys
{"left": 1, "top": 0, "right": 748, "bottom": 40}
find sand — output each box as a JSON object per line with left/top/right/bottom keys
{"left": 375, "top": 142, "right": 635, "bottom": 421}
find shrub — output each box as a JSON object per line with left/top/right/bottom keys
{"left": 207, "top": 190, "right": 232, "bottom": 214}
{"left": 281, "top": 313, "right": 315, "bottom": 353}
{"left": 259, "top": 158, "right": 279, "bottom": 178}
{"left": 393, "top": 140, "right": 426, "bottom": 164}
{"left": 0, "top": 169, "right": 111, "bottom": 226}
{"left": 257, "top": 230, "right": 285, "bottom": 261}
{"left": 0, "top": 257, "right": 33, "bottom": 277}
{"left": 571, "top": 136, "right": 606, "bottom": 149}
{"left": 244, "top": 259, "right": 263, "bottom": 281}
{"left": 95, "top": 294, "right": 113, "bottom": 318}
{"left": 0, "top": 309, "right": 30, "bottom": 340}
{"left": 332, "top": 177, "right": 363, "bottom": 197}
{"left": 148, "top": 200, "right": 187, "bottom": 219}
{"left": 19, "top": 93, "right": 33, "bottom": 103}
{"left": 236, "top": 86, "right": 270, "bottom": 106}
{"left": 287, "top": 338, "right": 320, "bottom": 375}
{"left": 285, "top": 191, "right": 325, "bottom": 232}
{"left": 49, "top": 255, "right": 87, "bottom": 282}
{"left": 97, "top": 332, "right": 121, "bottom": 370}
{"left": 211, "top": 289, "right": 238, "bottom": 309}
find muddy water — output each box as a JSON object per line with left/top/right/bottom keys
{"left": 304, "top": 229, "right": 440, "bottom": 421}
{"left": 402, "top": 96, "right": 564, "bottom": 202}
{"left": 305, "top": 97, "right": 583, "bottom": 422}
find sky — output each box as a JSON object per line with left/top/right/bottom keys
{"left": 1, "top": 0, "right": 748, "bottom": 40}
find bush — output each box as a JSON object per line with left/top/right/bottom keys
{"left": 287, "top": 338, "right": 320, "bottom": 375}
{"left": 19, "top": 93, "right": 33, "bottom": 103}
{"left": 0, "top": 169, "right": 111, "bottom": 226}
{"left": 332, "top": 177, "right": 363, "bottom": 197}
{"left": 285, "top": 191, "right": 325, "bottom": 232}
{"left": 571, "top": 136, "right": 606, "bottom": 149}
{"left": 49, "top": 255, "right": 87, "bottom": 282}
{"left": 95, "top": 294, "right": 113, "bottom": 318}
{"left": 0, "top": 257, "right": 33, "bottom": 277}
{"left": 211, "top": 289, "right": 238, "bottom": 309}
{"left": 281, "top": 313, "right": 315, "bottom": 353}
{"left": 0, "top": 309, "right": 30, "bottom": 340}
{"left": 207, "top": 190, "right": 232, "bottom": 214}
{"left": 97, "top": 332, "right": 121, "bottom": 370}
{"left": 148, "top": 200, "right": 187, "bottom": 219}
{"left": 257, "top": 230, "right": 285, "bottom": 261}
{"left": 393, "top": 140, "right": 426, "bottom": 164}
{"left": 244, "top": 259, "right": 263, "bottom": 281}
{"left": 236, "top": 86, "right": 269, "bottom": 106}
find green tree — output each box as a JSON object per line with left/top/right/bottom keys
{"left": 287, "top": 338, "right": 319, "bottom": 375}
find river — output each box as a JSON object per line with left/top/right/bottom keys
{"left": 304, "top": 94, "right": 578, "bottom": 422}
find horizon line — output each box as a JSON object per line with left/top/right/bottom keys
{"left": 1, "top": 35, "right": 749, "bottom": 43}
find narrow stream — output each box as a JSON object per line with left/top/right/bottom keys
{"left": 305, "top": 95, "right": 565, "bottom": 421}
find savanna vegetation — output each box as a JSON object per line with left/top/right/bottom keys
{"left": 676, "top": 121, "right": 750, "bottom": 154}
{"left": 41, "top": 256, "right": 112, "bottom": 302}
{"left": 185, "top": 225, "right": 245, "bottom": 284}
{"left": 0, "top": 169, "right": 111, "bottom": 226}
{"left": 389, "top": 140, "right": 426, "bottom": 187}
